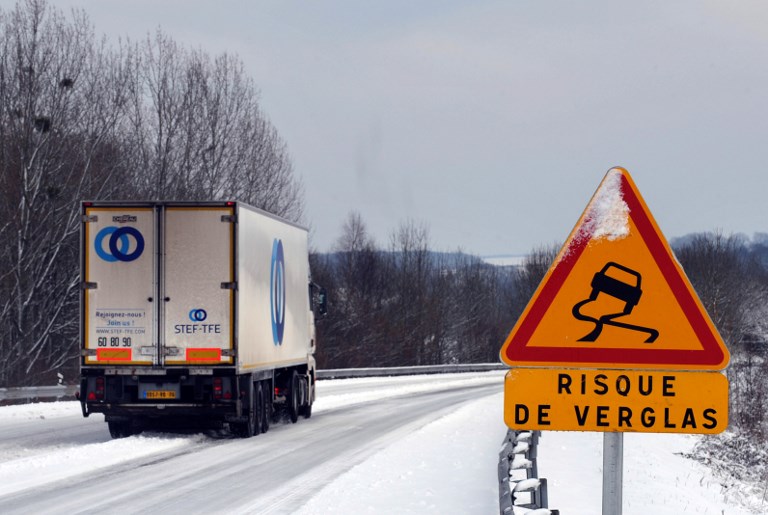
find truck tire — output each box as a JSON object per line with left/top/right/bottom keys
{"left": 261, "top": 380, "right": 271, "bottom": 434}
{"left": 108, "top": 420, "right": 132, "bottom": 439}
{"left": 232, "top": 381, "right": 258, "bottom": 438}
{"left": 299, "top": 378, "right": 313, "bottom": 419}
{"left": 288, "top": 371, "right": 300, "bottom": 424}
{"left": 254, "top": 381, "right": 265, "bottom": 436}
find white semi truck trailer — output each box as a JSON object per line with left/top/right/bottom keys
{"left": 78, "top": 201, "right": 326, "bottom": 438}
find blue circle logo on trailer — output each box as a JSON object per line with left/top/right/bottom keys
{"left": 270, "top": 239, "right": 286, "bottom": 345}
{"left": 94, "top": 226, "right": 145, "bottom": 262}
{"left": 189, "top": 309, "right": 207, "bottom": 322}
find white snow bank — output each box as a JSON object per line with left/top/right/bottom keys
{"left": 538, "top": 431, "right": 763, "bottom": 514}
{"left": 297, "top": 392, "right": 506, "bottom": 514}
{"left": 0, "top": 401, "right": 81, "bottom": 422}
{"left": 0, "top": 433, "right": 203, "bottom": 497}
{"left": 314, "top": 372, "right": 503, "bottom": 412}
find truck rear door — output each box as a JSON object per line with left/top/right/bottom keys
{"left": 162, "top": 206, "right": 235, "bottom": 366}
{"left": 82, "top": 206, "right": 156, "bottom": 365}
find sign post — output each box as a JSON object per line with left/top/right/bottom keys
{"left": 500, "top": 167, "right": 731, "bottom": 515}
{"left": 602, "top": 432, "right": 623, "bottom": 514}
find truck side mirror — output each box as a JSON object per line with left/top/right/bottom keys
{"left": 317, "top": 288, "right": 328, "bottom": 317}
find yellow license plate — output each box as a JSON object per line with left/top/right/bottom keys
{"left": 145, "top": 390, "right": 176, "bottom": 399}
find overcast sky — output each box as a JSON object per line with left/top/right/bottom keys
{"left": 58, "top": 1, "right": 768, "bottom": 256}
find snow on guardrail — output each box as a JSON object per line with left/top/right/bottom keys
{"left": 317, "top": 363, "right": 507, "bottom": 379}
{"left": 499, "top": 429, "right": 559, "bottom": 515}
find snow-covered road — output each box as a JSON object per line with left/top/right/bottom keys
{"left": 0, "top": 372, "right": 505, "bottom": 514}
{"left": 1, "top": 371, "right": 764, "bottom": 514}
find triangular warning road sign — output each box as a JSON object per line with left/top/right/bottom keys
{"left": 500, "top": 167, "right": 729, "bottom": 370}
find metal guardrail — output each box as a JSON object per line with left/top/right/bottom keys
{"left": 317, "top": 363, "right": 507, "bottom": 379}
{"left": 0, "top": 385, "right": 78, "bottom": 402}
{"left": 0, "top": 364, "right": 507, "bottom": 403}
{"left": 499, "top": 429, "right": 559, "bottom": 515}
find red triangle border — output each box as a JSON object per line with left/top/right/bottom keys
{"left": 504, "top": 173, "right": 726, "bottom": 368}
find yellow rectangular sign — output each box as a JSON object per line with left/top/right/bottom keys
{"left": 504, "top": 368, "right": 728, "bottom": 434}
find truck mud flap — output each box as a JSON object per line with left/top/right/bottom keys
{"left": 79, "top": 378, "right": 90, "bottom": 418}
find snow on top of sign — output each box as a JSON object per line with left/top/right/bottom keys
{"left": 585, "top": 168, "right": 629, "bottom": 241}
{"left": 558, "top": 169, "right": 629, "bottom": 263}
{"left": 569, "top": 168, "right": 629, "bottom": 252}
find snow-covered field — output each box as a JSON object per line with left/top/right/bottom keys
{"left": 298, "top": 391, "right": 504, "bottom": 514}
{"left": 0, "top": 372, "right": 764, "bottom": 513}
{"left": 539, "top": 431, "right": 765, "bottom": 514}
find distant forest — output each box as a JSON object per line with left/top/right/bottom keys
{"left": 313, "top": 223, "right": 768, "bottom": 373}
{"left": 313, "top": 218, "right": 768, "bottom": 459}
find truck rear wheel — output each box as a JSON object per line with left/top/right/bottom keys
{"left": 254, "top": 381, "right": 265, "bottom": 435}
{"left": 232, "top": 381, "right": 259, "bottom": 438}
{"left": 261, "top": 380, "right": 271, "bottom": 433}
{"left": 108, "top": 420, "right": 133, "bottom": 439}
{"left": 299, "top": 377, "right": 313, "bottom": 419}
{"left": 288, "top": 371, "right": 300, "bottom": 424}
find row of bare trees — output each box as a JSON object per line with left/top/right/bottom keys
{"left": 673, "top": 233, "right": 768, "bottom": 486}
{"left": 674, "top": 233, "right": 768, "bottom": 441}
{"left": 0, "top": 0, "right": 302, "bottom": 386}
{"left": 310, "top": 212, "right": 558, "bottom": 368}
{"left": 314, "top": 219, "right": 768, "bottom": 441}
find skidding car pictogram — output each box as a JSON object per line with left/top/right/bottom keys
{"left": 571, "top": 261, "right": 659, "bottom": 343}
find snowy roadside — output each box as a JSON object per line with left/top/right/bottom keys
{"left": 296, "top": 392, "right": 506, "bottom": 514}
{"left": 313, "top": 371, "right": 504, "bottom": 412}
{"left": 1, "top": 373, "right": 765, "bottom": 514}
{"left": 0, "top": 372, "right": 504, "bottom": 502}
{"left": 0, "top": 401, "right": 84, "bottom": 422}
{"left": 0, "top": 433, "right": 206, "bottom": 497}
{"left": 538, "top": 430, "right": 766, "bottom": 514}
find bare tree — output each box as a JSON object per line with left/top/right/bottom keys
{"left": 0, "top": 0, "right": 303, "bottom": 386}
{"left": 0, "top": 0, "right": 132, "bottom": 385}
{"left": 450, "top": 253, "right": 508, "bottom": 363}
{"left": 125, "top": 31, "right": 303, "bottom": 221}
{"left": 386, "top": 220, "right": 432, "bottom": 365}
{"left": 310, "top": 212, "right": 385, "bottom": 368}
{"left": 334, "top": 211, "right": 372, "bottom": 254}
{"left": 675, "top": 232, "right": 768, "bottom": 438}
{"left": 511, "top": 243, "right": 559, "bottom": 319}
{"left": 675, "top": 233, "right": 760, "bottom": 352}
{"left": 311, "top": 214, "right": 529, "bottom": 369}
